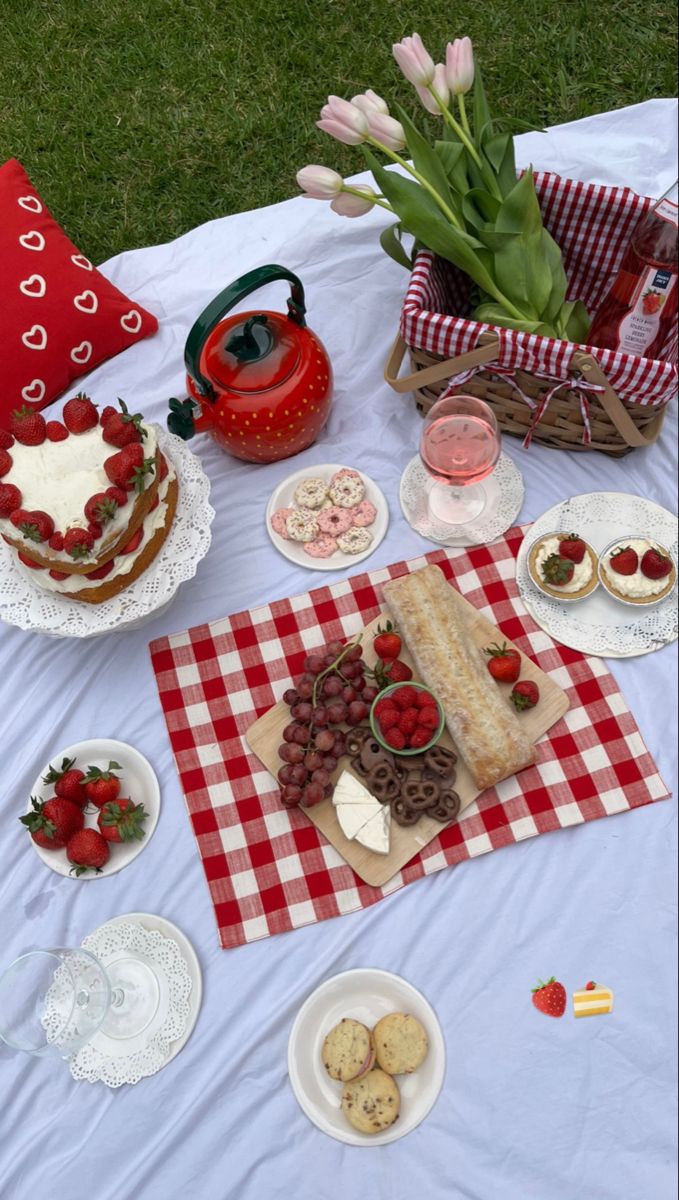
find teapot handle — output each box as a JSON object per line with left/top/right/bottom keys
{"left": 185, "top": 265, "right": 307, "bottom": 401}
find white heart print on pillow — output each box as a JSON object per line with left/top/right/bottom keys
{"left": 22, "top": 325, "right": 47, "bottom": 351}
{"left": 121, "top": 310, "right": 142, "bottom": 334}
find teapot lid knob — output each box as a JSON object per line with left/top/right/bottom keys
{"left": 225, "top": 314, "right": 273, "bottom": 363}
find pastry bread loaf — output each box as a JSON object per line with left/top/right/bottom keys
{"left": 382, "top": 565, "right": 536, "bottom": 790}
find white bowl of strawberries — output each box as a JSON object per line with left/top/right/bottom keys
{"left": 21, "top": 738, "right": 160, "bottom": 879}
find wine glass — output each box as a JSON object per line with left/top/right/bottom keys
{"left": 419, "top": 394, "right": 501, "bottom": 526}
{"left": 0, "top": 945, "right": 161, "bottom": 1058}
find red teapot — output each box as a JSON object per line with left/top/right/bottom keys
{"left": 168, "top": 265, "right": 333, "bottom": 463}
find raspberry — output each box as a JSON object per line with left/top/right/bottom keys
{"left": 392, "top": 686, "right": 419, "bottom": 711}
{"left": 378, "top": 708, "right": 399, "bottom": 732}
{"left": 417, "top": 706, "right": 440, "bottom": 731}
{"left": 409, "top": 727, "right": 432, "bottom": 749}
{"left": 415, "top": 689, "right": 435, "bottom": 708}
{"left": 374, "top": 699, "right": 397, "bottom": 722}
{"left": 384, "top": 727, "right": 406, "bottom": 750}
{"left": 398, "top": 708, "right": 419, "bottom": 736}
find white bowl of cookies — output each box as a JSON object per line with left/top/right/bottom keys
{"left": 598, "top": 536, "right": 677, "bottom": 606}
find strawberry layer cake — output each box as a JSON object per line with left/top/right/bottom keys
{"left": 0, "top": 395, "right": 177, "bottom": 604}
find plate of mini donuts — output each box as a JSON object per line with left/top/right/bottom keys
{"left": 266, "top": 464, "right": 389, "bottom": 570}
{"left": 287, "top": 968, "right": 446, "bottom": 1145}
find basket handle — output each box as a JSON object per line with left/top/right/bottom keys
{"left": 384, "top": 332, "right": 499, "bottom": 393}
{"left": 571, "top": 352, "right": 665, "bottom": 448}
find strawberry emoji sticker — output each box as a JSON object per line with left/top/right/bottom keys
{"left": 531, "top": 977, "right": 567, "bottom": 1018}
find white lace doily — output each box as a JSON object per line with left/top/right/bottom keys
{"left": 516, "top": 492, "right": 678, "bottom": 658}
{"left": 0, "top": 425, "right": 214, "bottom": 638}
{"left": 67, "top": 922, "right": 193, "bottom": 1087}
{"left": 399, "top": 452, "right": 524, "bottom": 547}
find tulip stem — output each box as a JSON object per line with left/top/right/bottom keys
{"left": 342, "top": 185, "right": 394, "bottom": 213}
{"left": 366, "top": 135, "right": 463, "bottom": 229}
{"left": 457, "top": 94, "right": 472, "bottom": 142}
{"left": 429, "top": 88, "right": 502, "bottom": 201}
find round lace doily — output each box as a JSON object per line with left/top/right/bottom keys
{"left": 0, "top": 425, "right": 214, "bottom": 638}
{"left": 66, "top": 922, "right": 193, "bottom": 1087}
{"left": 516, "top": 492, "right": 678, "bottom": 658}
{"left": 399, "top": 452, "right": 524, "bottom": 547}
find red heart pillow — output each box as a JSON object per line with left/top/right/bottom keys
{"left": 0, "top": 159, "right": 158, "bottom": 423}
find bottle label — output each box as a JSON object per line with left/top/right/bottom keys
{"left": 654, "top": 197, "right": 678, "bottom": 227}
{"left": 615, "top": 263, "right": 677, "bottom": 356}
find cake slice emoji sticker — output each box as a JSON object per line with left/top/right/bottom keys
{"left": 531, "top": 977, "right": 566, "bottom": 1018}
{"left": 573, "top": 981, "right": 614, "bottom": 1018}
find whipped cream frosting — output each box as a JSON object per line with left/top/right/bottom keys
{"left": 535, "top": 536, "right": 594, "bottom": 593}
{"left": 18, "top": 466, "right": 175, "bottom": 594}
{"left": 601, "top": 538, "right": 674, "bottom": 598}
{"left": 1, "top": 421, "right": 157, "bottom": 556}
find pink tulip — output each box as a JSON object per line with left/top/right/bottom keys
{"left": 316, "top": 95, "right": 369, "bottom": 145}
{"left": 351, "top": 89, "right": 389, "bottom": 116}
{"left": 445, "top": 37, "right": 474, "bottom": 95}
{"left": 392, "top": 32, "right": 435, "bottom": 87}
{"left": 366, "top": 111, "right": 406, "bottom": 152}
{"left": 330, "top": 187, "right": 376, "bottom": 218}
{"left": 296, "top": 165, "right": 343, "bottom": 199}
{"left": 416, "top": 64, "right": 450, "bottom": 114}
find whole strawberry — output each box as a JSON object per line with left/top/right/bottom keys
{"left": 20, "top": 795, "right": 84, "bottom": 850}
{"left": 0, "top": 449, "right": 12, "bottom": 478}
{"left": 531, "top": 977, "right": 566, "bottom": 1018}
{"left": 511, "top": 680, "right": 540, "bottom": 711}
{"left": 9, "top": 508, "right": 54, "bottom": 543}
{"left": 49, "top": 531, "right": 65, "bottom": 552}
{"left": 0, "top": 483, "right": 22, "bottom": 518}
{"left": 9, "top": 407, "right": 46, "bottom": 446}
{"left": 640, "top": 547, "right": 673, "bottom": 580}
{"left": 45, "top": 421, "right": 69, "bottom": 442}
{"left": 104, "top": 444, "right": 155, "bottom": 493}
{"left": 84, "top": 761, "right": 122, "bottom": 808}
{"left": 484, "top": 641, "right": 521, "bottom": 683}
{"left": 98, "top": 798, "right": 147, "bottom": 843}
{"left": 558, "top": 533, "right": 586, "bottom": 564}
{"left": 63, "top": 527, "right": 95, "bottom": 559}
{"left": 102, "top": 398, "right": 146, "bottom": 448}
{"left": 609, "top": 546, "right": 638, "bottom": 576}
{"left": 43, "top": 757, "right": 88, "bottom": 808}
{"left": 373, "top": 622, "right": 401, "bottom": 661}
{"left": 63, "top": 393, "right": 98, "bottom": 434}
{"left": 67, "top": 828, "right": 110, "bottom": 875}
{"left": 0, "top": 430, "right": 14, "bottom": 450}
{"left": 541, "top": 553, "right": 575, "bottom": 586}
{"left": 84, "top": 492, "right": 119, "bottom": 526}
{"left": 106, "top": 485, "right": 128, "bottom": 507}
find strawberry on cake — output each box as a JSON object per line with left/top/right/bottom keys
{"left": 0, "top": 395, "right": 178, "bottom": 604}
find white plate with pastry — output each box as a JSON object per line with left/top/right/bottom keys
{"left": 266, "top": 463, "right": 388, "bottom": 570}
{"left": 287, "top": 968, "right": 445, "bottom": 1146}
{"left": 516, "top": 493, "right": 678, "bottom": 658}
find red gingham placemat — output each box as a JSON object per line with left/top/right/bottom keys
{"left": 149, "top": 528, "right": 670, "bottom": 949}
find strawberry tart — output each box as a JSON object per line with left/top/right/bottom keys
{"left": 0, "top": 395, "right": 178, "bottom": 604}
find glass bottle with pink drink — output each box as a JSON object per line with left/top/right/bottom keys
{"left": 587, "top": 180, "right": 678, "bottom": 359}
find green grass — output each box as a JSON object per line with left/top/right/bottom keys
{"left": 0, "top": 0, "right": 676, "bottom": 263}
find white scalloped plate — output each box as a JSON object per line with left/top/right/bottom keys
{"left": 266, "top": 464, "right": 388, "bottom": 570}
{"left": 517, "top": 493, "right": 678, "bottom": 658}
{"left": 288, "top": 968, "right": 445, "bottom": 1146}
{"left": 0, "top": 425, "right": 214, "bottom": 637}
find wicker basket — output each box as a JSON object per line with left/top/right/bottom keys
{"left": 384, "top": 331, "right": 667, "bottom": 457}
{"left": 385, "top": 174, "right": 677, "bottom": 458}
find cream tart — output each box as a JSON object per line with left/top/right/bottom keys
{"left": 528, "top": 533, "right": 599, "bottom": 601}
{"left": 598, "top": 537, "right": 677, "bottom": 606}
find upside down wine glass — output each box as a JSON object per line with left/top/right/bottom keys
{"left": 419, "top": 394, "right": 501, "bottom": 526}
{"left": 0, "top": 946, "right": 161, "bottom": 1058}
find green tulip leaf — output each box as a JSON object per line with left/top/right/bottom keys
{"left": 379, "top": 220, "right": 413, "bottom": 271}
{"left": 462, "top": 188, "right": 501, "bottom": 228}
{"left": 496, "top": 168, "right": 543, "bottom": 236}
{"left": 481, "top": 128, "right": 517, "bottom": 197}
{"left": 472, "top": 299, "right": 555, "bottom": 337}
{"left": 493, "top": 230, "right": 553, "bottom": 319}
{"left": 434, "top": 140, "right": 468, "bottom": 194}
{"left": 473, "top": 65, "right": 492, "bottom": 146}
{"left": 564, "top": 299, "right": 591, "bottom": 342}
{"left": 394, "top": 105, "right": 455, "bottom": 210}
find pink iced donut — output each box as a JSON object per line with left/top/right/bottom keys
{"left": 317, "top": 505, "right": 354, "bottom": 535}
{"left": 271, "top": 507, "right": 294, "bottom": 539}
{"left": 351, "top": 500, "right": 377, "bottom": 528}
{"left": 303, "top": 535, "right": 338, "bottom": 559}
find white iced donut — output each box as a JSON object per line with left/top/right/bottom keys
{"left": 337, "top": 527, "right": 373, "bottom": 555}
{"left": 329, "top": 470, "right": 365, "bottom": 508}
{"left": 293, "top": 477, "right": 329, "bottom": 509}
{"left": 286, "top": 508, "right": 319, "bottom": 543}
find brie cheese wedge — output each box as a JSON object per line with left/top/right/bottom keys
{"left": 333, "top": 770, "right": 391, "bottom": 855}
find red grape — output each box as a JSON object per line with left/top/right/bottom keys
{"left": 362, "top": 686, "right": 379, "bottom": 704}
{"left": 332, "top": 735, "right": 346, "bottom": 758}
{"left": 287, "top": 743, "right": 305, "bottom": 764}
{"left": 322, "top": 675, "right": 343, "bottom": 698}
{"left": 342, "top": 661, "right": 361, "bottom": 680}
{"left": 304, "top": 751, "right": 324, "bottom": 772}
{"left": 326, "top": 641, "right": 345, "bottom": 657}
{"left": 304, "top": 655, "right": 326, "bottom": 676}
{"left": 326, "top": 701, "right": 348, "bottom": 724}
{"left": 278, "top": 765, "right": 294, "bottom": 785}
{"left": 281, "top": 785, "right": 303, "bottom": 807}
{"left": 345, "top": 644, "right": 363, "bottom": 662}
{"left": 322, "top": 755, "right": 337, "bottom": 773}
{"left": 292, "top": 701, "right": 313, "bottom": 722}
{"left": 296, "top": 679, "right": 314, "bottom": 700}
{"left": 290, "top": 764, "right": 309, "bottom": 787}
{"left": 315, "top": 729, "right": 335, "bottom": 752}
{"left": 283, "top": 688, "right": 299, "bottom": 707}
{"left": 311, "top": 768, "right": 330, "bottom": 788}
{"left": 301, "top": 782, "right": 324, "bottom": 807}
{"left": 341, "top": 686, "right": 357, "bottom": 704}
{"left": 282, "top": 723, "right": 298, "bottom": 743}
{"left": 312, "top": 705, "right": 329, "bottom": 727}
{"left": 278, "top": 744, "right": 293, "bottom": 762}
{"left": 292, "top": 725, "right": 311, "bottom": 746}
{"left": 347, "top": 700, "right": 368, "bottom": 725}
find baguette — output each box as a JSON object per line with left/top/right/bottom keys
{"left": 382, "top": 565, "right": 536, "bottom": 790}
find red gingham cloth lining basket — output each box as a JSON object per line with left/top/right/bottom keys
{"left": 400, "top": 173, "right": 678, "bottom": 411}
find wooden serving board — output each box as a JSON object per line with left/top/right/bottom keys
{"left": 246, "top": 585, "right": 569, "bottom": 887}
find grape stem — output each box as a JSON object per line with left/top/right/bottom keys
{"left": 310, "top": 636, "right": 362, "bottom": 711}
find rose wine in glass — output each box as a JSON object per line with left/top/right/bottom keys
{"left": 420, "top": 394, "right": 501, "bottom": 525}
